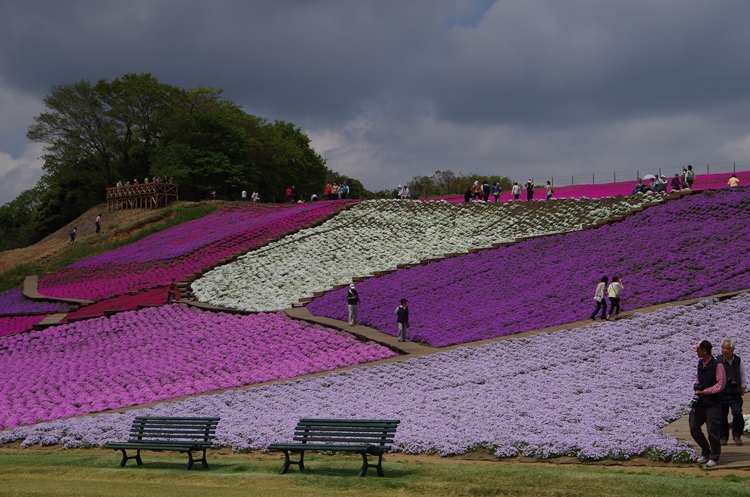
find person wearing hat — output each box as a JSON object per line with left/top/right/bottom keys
{"left": 394, "top": 298, "right": 409, "bottom": 342}
{"left": 346, "top": 284, "right": 360, "bottom": 326}
{"left": 690, "top": 340, "right": 726, "bottom": 467}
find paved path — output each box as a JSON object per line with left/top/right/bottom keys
{"left": 662, "top": 413, "right": 750, "bottom": 470}
{"left": 23, "top": 275, "right": 94, "bottom": 305}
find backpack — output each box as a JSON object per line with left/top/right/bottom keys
{"left": 686, "top": 170, "right": 695, "bottom": 182}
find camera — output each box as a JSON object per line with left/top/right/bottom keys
{"left": 729, "top": 378, "right": 739, "bottom": 389}
{"left": 688, "top": 383, "right": 704, "bottom": 409}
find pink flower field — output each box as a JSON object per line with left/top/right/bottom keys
{"left": 0, "top": 304, "right": 395, "bottom": 430}
{"left": 0, "top": 314, "right": 52, "bottom": 337}
{"left": 430, "top": 170, "right": 750, "bottom": 202}
{"left": 38, "top": 201, "right": 353, "bottom": 301}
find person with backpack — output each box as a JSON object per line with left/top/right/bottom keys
{"left": 342, "top": 183, "right": 350, "bottom": 199}
{"left": 491, "top": 182, "right": 501, "bottom": 202}
{"left": 394, "top": 298, "right": 409, "bottom": 342}
{"left": 686, "top": 165, "right": 696, "bottom": 189}
{"left": 68, "top": 227, "right": 77, "bottom": 245}
{"left": 717, "top": 338, "right": 746, "bottom": 446}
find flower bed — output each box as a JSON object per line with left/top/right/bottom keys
{"left": 0, "top": 314, "right": 52, "bottom": 337}
{"left": 9, "top": 294, "right": 750, "bottom": 460}
{"left": 38, "top": 201, "right": 353, "bottom": 301}
{"left": 194, "top": 196, "right": 663, "bottom": 311}
{"left": 432, "top": 170, "right": 750, "bottom": 202}
{"left": 0, "top": 287, "right": 68, "bottom": 316}
{"left": 60, "top": 288, "right": 166, "bottom": 323}
{"left": 0, "top": 304, "right": 395, "bottom": 430}
{"left": 309, "top": 187, "right": 750, "bottom": 346}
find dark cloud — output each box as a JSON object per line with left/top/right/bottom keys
{"left": 1, "top": 0, "right": 750, "bottom": 201}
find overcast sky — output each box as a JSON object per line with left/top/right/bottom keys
{"left": 2, "top": 0, "right": 750, "bottom": 204}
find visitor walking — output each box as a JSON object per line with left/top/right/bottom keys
{"left": 242, "top": 190, "right": 247, "bottom": 200}
{"left": 395, "top": 298, "right": 409, "bottom": 342}
{"left": 670, "top": 174, "right": 682, "bottom": 192}
{"left": 346, "top": 284, "right": 360, "bottom": 326}
{"left": 482, "top": 181, "right": 490, "bottom": 202}
{"left": 685, "top": 165, "right": 696, "bottom": 189}
{"left": 166, "top": 278, "right": 177, "bottom": 304}
{"left": 285, "top": 186, "right": 293, "bottom": 203}
{"left": 690, "top": 340, "right": 726, "bottom": 468}
{"left": 546, "top": 181, "right": 553, "bottom": 200}
{"left": 473, "top": 181, "right": 482, "bottom": 200}
{"left": 464, "top": 186, "right": 472, "bottom": 202}
{"left": 590, "top": 276, "right": 608, "bottom": 320}
{"left": 718, "top": 338, "right": 745, "bottom": 446}
{"left": 325, "top": 183, "right": 333, "bottom": 200}
{"left": 185, "top": 282, "right": 193, "bottom": 302}
{"left": 95, "top": 214, "right": 101, "bottom": 234}
{"left": 342, "top": 182, "right": 349, "bottom": 199}
{"left": 511, "top": 182, "right": 520, "bottom": 201}
{"left": 607, "top": 276, "right": 624, "bottom": 320}
{"left": 251, "top": 191, "right": 259, "bottom": 202}
{"left": 68, "top": 227, "right": 77, "bottom": 245}
{"left": 525, "top": 179, "right": 534, "bottom": 201}
{"left": 491, "top": 182, "right": 501, "bottom": 202}
{"left": 728, "top": 174, "right": 740, "bottom": 187}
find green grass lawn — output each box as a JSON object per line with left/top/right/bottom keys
{"left": 1, "top": 450, "right": 749, "bottom": 497}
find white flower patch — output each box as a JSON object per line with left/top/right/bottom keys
{"left": 193, "top": 196, "right": 664, "bottom": 311}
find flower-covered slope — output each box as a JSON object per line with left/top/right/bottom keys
{"left": 194, "top": 195, "right": 663, "bottom": 311}
{"left": 0, "top": 304, "right": 395, "bottom": 430}
{"left": 0, "top": 287, "right": 68, "bottom": 316}
{"left": 37, "top": 201, "right": 353, "bottom": 301}
{"left": 0, "top": 314, "right": 52, "bottom": 337}
{"left": 309, "top": 187, "right": 750, "bottom": 346}
{"left": 9, "top": 294, "right": 750, "bottom": 461}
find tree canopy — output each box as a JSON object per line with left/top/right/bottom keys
{"left": 0, "top": 73, "right": 337, "bottom": 249}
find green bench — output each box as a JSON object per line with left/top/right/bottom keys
{"left": 104, "top": 416, "right": 220, "bottom": 470}
{"left": 268, "top": 418, "right": 400, "bottom": 477}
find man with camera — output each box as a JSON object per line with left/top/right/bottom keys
{"left": 689, "top": 340, "right": 726, "bottom": 467}
{"left": 718, "top": 338, "right": 746, "bottom": 446}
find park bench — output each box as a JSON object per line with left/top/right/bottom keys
{"left": 268, "top": 418, "right": 400, "bottom": 477}
{"left": 104, "top": 416, "right": 220, "bottom": 470}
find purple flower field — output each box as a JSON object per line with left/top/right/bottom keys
{"left": 0, "top": 287, "right": 68, "bottom": 316}
{"left": 309, "top": 187, "right": 750, "bottom": 346}
{"left": 8, "top": 294, "right": 749, "bottom": 461}
{"left": 0, "top": 304, "right": 395, "bottom": 430}
{"left": 0, "top": 314, "right": 52, "bottom": 337}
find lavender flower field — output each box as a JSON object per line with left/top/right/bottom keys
{"left": 0, "top": 287, "right": 68, "bottom": 316}
{"left": 0, "top": 304, "right": 395, "bottom": 430}
{"left": 8, "top": 294, "right": 750, "bottom": 461}
{"left": 309, "top": 187, "right": 750, "bottom": 346}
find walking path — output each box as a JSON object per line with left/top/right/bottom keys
{"left": 662, "top": 414, "right": 750, "bottom": 470}
{"left": 22, "top": 275, "right": 94, "bottom": 306}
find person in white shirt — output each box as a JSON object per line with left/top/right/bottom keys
{"left": 607, "top": 275, "right": 624, "bottom": 320}
{"left": 511, "top": 182, "right": 521, "bottom": 201}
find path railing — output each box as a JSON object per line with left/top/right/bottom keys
{"left": 106, "top": 183, "right": 179, "bottom": 211}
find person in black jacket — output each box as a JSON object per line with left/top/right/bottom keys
{"left": 718, "top": 338, "right": 746, "bottom": 446}
{"left": 394, "top": 299, "right": 409, "bottom": 342}
{"left": 346, "top": 284, "right": 360, "bottom": 326}
{"left": 690, "top": 340, "right": 726, "bottom": 467}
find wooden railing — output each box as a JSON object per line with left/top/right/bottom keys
{"left": 106, "top": 183, "right": 179, "bottom": 211}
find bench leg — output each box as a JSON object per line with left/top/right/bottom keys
{"left": 116, "top": 449, "right": 143, "bottom": 467}
{"left": 185, "top": 450, "right": 194, "bottom": 471}
{"left": 199, "top": 448, "right": 209, "bottom": 469}
{"left": 280, "top": 450, "right": 305, "bottom": 474}
{"left": 358, "top": 452, "right": 385, "bottom": 477}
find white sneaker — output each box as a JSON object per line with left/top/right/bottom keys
{"left": 696, "top": 456, "right": 708, "bottom": 464}
{"left": 706, "top": 459, "right": 718, "bottom": 468}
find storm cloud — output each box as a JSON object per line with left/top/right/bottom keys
{"left": 1, "top": 0, "right": 750, "bottom": 203}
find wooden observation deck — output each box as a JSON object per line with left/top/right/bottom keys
{"left": 106, "top": 183, "right": 179, "bottom": 211}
